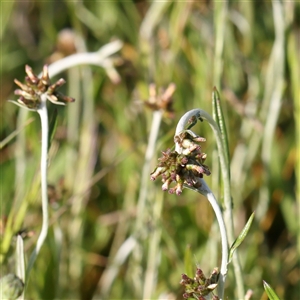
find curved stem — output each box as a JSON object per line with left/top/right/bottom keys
{"left": 176, "top": 110, "right": 228, "bottom": 189}
{"left": 185, "top": 179, "right": 228, "bottom": 300}
{"left": 47, "top": 40, "right": 123, "bottom": 78}
{"left": 175, "top": 108, "right": 238, "bottom": 299}
{"left": 175, "top": 108, "right": 233, "bottom": 234}
{"left": 175, "top": 109, "right": 234, "bottom": 237}
{"left": 25, "top": 94, "right": 49, "bottom": 279}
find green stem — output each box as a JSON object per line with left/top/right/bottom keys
{"left": 25, "top": 94, "right": 49, "bottom": 279}
{"left": 213, "top": 0, "right": 228, "bottom": 88}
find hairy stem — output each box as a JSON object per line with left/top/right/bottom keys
{"left": 47, "top": 40, "right": 123, "bottom": 78}
{"left": 175, "top": 109, "right": 232, "bottom": 219}
{"left": 175, "top": 108, "right": 236, "bottom": 299}
{"left": 25, "top": 94, "right": 49, "bottom": 279}
{"left": 24, "top": 41, "right": 122, "bottom": 277}
{"left": 185, "top": 180, "right": 228, "bottom": 300}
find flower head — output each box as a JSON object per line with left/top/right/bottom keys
{"left": 150, "top": 129, "right": 210, "bottom": 195}
{"left": 144, "top": 83, "right": 176, "bottom": 118}
{"left": 11, "top": 65, "right": 75, "bottom": 110}
{"left": 180, "top": 267, "right": 220, "bottom": 300}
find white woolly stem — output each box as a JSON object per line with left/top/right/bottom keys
{"left": 47, "top": 40, "right": 123, "bottom": 78}
{"left": 175, "top": 109, "right": 229, "bottom": 300}
{"left": 26, "top": 94, "right": 49, "bottom": 279}
{"left": 185, "top": 180, "right": 228, "bottom": 300}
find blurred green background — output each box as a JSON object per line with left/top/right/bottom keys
{"left": 1, "top": 1, "right": 299, "bottom": 299}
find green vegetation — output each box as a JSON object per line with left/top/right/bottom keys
{"left": 1, "top": 1, "right": 299, "bottom": 299}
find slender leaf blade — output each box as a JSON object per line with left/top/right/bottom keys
{"left": 212, "top": 87, "right": 230, "bottom": 178}
{"left": 263, "top": 280, "right": 281, "bottom": 300}
{"left": 184, "top": 244, "right": 193, "bottom": 277}
{"left": 212, "top": 87, "right": 220, "bottom": 132}
{"left": 228, "top": 212, "right": 255, "bottom": 263}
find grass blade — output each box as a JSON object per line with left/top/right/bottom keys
{"left": 212, "top": 87, "right": 230, "bottom": 177}
{"left": 184, "top": 245, "right": 193, "bottom": 277}
{"left": 228, "top": 212, "right": 255, "bottom": 264}
{"left": 263, "top": 280, "right": 281, "bottom": 300}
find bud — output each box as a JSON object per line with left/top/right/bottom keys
{"left": 183, "top": 292, "right": 191, "bottom": 299}
{"left": 182, "top": 139, "right": 199, "bottom": 152}
{"left": 208, "top": 267, "right": 219, "bottom": 285}
{"left": 162, "top": 178, "right": 172, "bottom": 191}
{"left": 25, "top": 65, "right": 39, "bottom": 84}
{"left": 41, "top": 64, "right": 51, "bottom": 86}
{"left": 150, "top": 166, "right": 166, "bottom": 181}
{"left": 195, "top": 267, "right": 206, "bottom": 282}
{"left": 47, "top": 78, "right": 66, "bottom": 94}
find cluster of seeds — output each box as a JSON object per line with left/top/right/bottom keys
{"left": 150, "top": 130, "right": 210, "bottom": 195}
{"left": 180, "top": 267, "right": 220, "bottom": 300}
{"left": 13, "top": 65, "right": 74, "bottom": 110}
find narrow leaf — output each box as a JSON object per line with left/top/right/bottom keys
{"left": 212, "top": 87, "right": 220, "bottom": 126}
{"left": 212, "top": 87, "right": 230, "bottom": 178}
{"left": 228, "top": 212, "right": 255, "bottom": 263}
{"left": 184, "top": 244, "right": 193, "bottom": 277}
{"left": 263, "top": 280, "right": 281, "bottom": 300}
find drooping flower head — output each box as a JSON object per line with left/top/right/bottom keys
{"left": 151, "top": 129, "right": 210, "bottom": 195}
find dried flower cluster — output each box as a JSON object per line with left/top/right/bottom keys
{"left": 12, "top": 65, "right": 74, "bottom": 110}
{"left": 150, "top": 129, "right": 210, "bottom": 195}
{"left": 180, "top": 267, "right": 220, "bottom": 300}
{"left": 144, "top": 83, "right": 175, "bottom": 118}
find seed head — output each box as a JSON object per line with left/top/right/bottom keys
{"left": 150, "top": 130, "right": 210, "bottom": 195}
{"left": 180, "top": 267, "right": 219, "bottom": 300}
{"left": 10, "top": 65, "right": 75, "bottom": 110}
{"left": 144, "top": 83, "right": 176, "bottom": 118}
